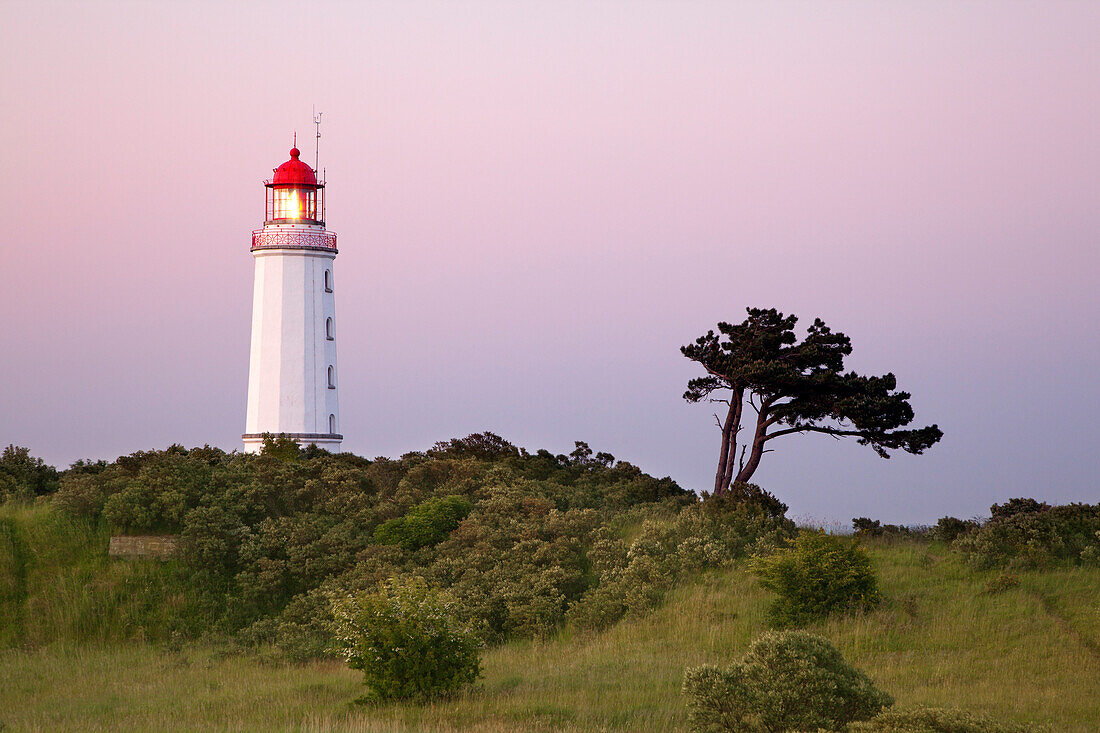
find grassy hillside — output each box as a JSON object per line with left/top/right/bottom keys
{"left": 2, "top": 515, "right": 1098, "bottom": 732}
{"left": 0, "top": 503, "right": 195, "bottom": 648}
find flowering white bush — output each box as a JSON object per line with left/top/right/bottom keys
{"left": 332, "top": 576, "right": 481, "bottom": 702}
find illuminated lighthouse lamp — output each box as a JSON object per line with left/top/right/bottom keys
{"left": 265, "top": 147, "right": 325, "bottom": 223}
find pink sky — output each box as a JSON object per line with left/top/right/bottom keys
{"left": 1, "top": 1, "right": 1097, "bottom": 523}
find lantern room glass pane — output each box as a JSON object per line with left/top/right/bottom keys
{"left": 271, "top": 187, "right": 318, "bottom": 221}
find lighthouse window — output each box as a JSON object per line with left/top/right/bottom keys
{"left": 272, "top": 187, "right": 316, "bottom": 221}
{"left": 324, "top": 270, "right": 332, "bottom": 292}
{"left": 329, "top": 414, "right": 336, "bottom": 433}
{"left": 328, "top": 366, "right": 336, "bottom": 389}
{"left": 326, "top": 318, "right": 334, "bottom": 340}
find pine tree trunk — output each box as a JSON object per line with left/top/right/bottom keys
{"left": 713, "top": 391, "right": 743, "bottom": 495}
{"left": 734, "top": 401, "right": 770, "bottom": 485}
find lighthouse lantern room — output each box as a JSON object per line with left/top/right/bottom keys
{"left": 265, "top": 146, "right": 326, "bottom": 223}
{"left": 243, "top": 145, "right": 341, "bottom": 453}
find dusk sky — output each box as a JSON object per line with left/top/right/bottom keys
{"left": 1, "top": 1, "right": 1097, "bottom": 524}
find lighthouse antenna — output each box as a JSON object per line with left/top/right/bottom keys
{"left": 313, "top": 107, "right": 323, "bottom": 174}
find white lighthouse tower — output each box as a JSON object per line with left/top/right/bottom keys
{"left": 243, "top": 145, "right": 341, "bottom": 453}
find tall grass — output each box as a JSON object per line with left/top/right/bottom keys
{"left": 0, "top": 503, "right": 196, "bottom": 647}
{"left": 0, "top": 510, "right": 30, "bottom": 645}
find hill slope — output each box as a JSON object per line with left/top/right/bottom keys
{"left": 2, "top": 529, "right": 1098, "bottom": 732}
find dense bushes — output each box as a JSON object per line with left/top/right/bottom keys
{"left": 40, "top": 434, "right": 696, "bottom": 654}
{"left": 752, "top": 531, "right": 880, "bottom": 628}
{"left": 0, "top": 445, "right": 59, "bottom": 501}
{"left": 954, "top": 501, "right": 1100, "bottom": 569}
{"left": 28, "top": 436, "right": 803, "bottom": 655}
{"left": 990, "top": 498, "right": 1051, "bottom": 520}
{"left": 683, "top": 630, "right": 892, "bottom": 732}
{"left": 930, "top": 516, "right": 977, "bottom": 543}
{"left": 4, "top": 437, "right": 794, "bottom": 654}
{"left": 872, "top": 498, "right": 1100, "bottom": 569}
{"left": 333, "top": 576, "right": 481, "bottom": 702}
{"left": 423, "top": 477, "right": 602, "bottom": 642}
{"left": 722, "top": 482, "right": 789, "bottom": 519}
{"left": 852, "top": 518, "right": 922, "bottom": 539}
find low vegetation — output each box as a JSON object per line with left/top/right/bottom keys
{"left": 1, "top": 441, "right": 1098, "bottom": 730}
{"left": 3, "top": 537, "right": 1096, "bottom": 730}
{"left": 682, "top": 626, "right": 1050, "bottom": 732}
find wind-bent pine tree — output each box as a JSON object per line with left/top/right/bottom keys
{"left": 682, "top": 308, "right": 942, "bottom": 496}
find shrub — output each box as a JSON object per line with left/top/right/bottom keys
{"left": 241, "top": 581, "right": 345, "bottom": 662}
{"left": 373, "top": 495, "right": 472, "bottom": 551}
{"left": 332, "top": 576, "right": 481, "bottom": 702}
{"left": 260, "top": 433, "right": 304, "bottom": 462}
{"left": 849, "top": 706, "right": 1042, "bottom": 732}
{"left": 752, "top": 530, "right": 880, "bottom": 628}
{"left": 930, "top": 516, "right": 977, "bottom": 543}
{"left": 51, "top": 471, "right": 109, "bottom": 520}
{"left": 852, "top": 518, "right": 921, "bottom": 539}
{"left": 990, "top": 497, "right": 1050, "bottom": 520}
{"left": 954, "top": 503, "right": 1100, "bottom": 569}
{"left": 0, "top": 445, "right": 59, "bottom": 501}
{"left": 852, "top": 517, "right": 883, "bottom": 536}
{"left": 682, "top": 630, "right": 892, "bottom": 732}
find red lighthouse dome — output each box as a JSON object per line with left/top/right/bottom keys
{"left": 265, "top": 146, "right": 325, "bottom": 224}
{"left": 272, "top": 147, "right": 318, "bottom": 186}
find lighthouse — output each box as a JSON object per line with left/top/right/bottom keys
{"left": 243, "top": 145, "right": 341, "bottom": 453}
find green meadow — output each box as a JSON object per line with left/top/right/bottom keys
{"left": 2, "top": 502, "right": 1098, "bottom": 732}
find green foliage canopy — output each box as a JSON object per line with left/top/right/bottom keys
{"left": 681, "top": 308, "right": 942, "bottom": 495}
